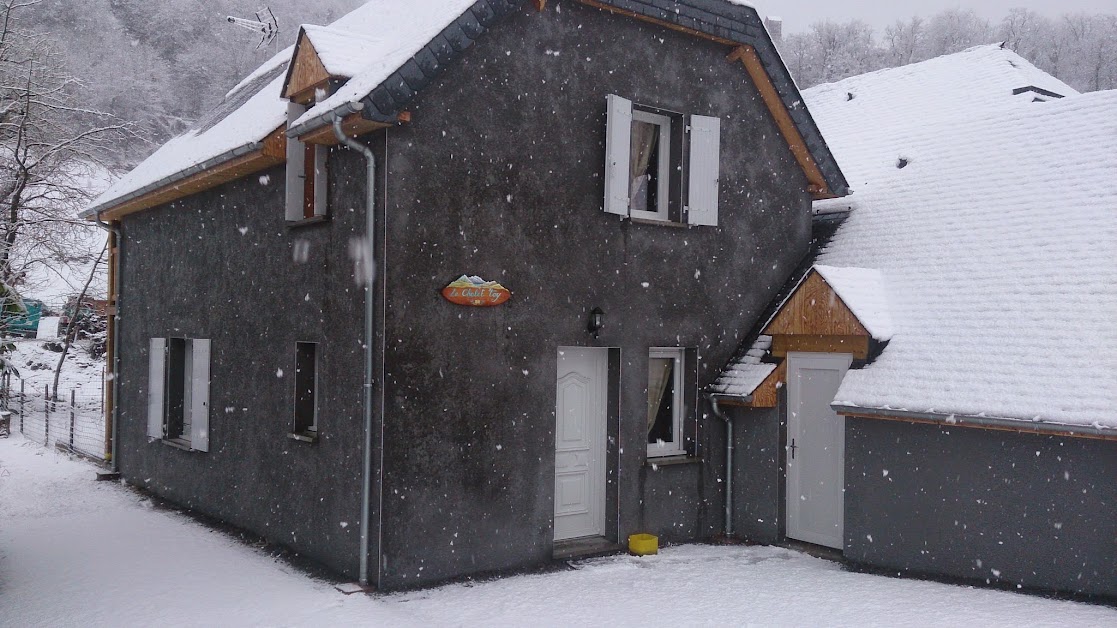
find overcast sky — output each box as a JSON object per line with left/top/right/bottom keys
{"left": 751, "top": 0, "right": 1117, "bottom": 33}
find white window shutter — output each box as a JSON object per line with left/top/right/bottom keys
{"left": 687, "top": 115, "right": 721, "bottom": 226}
{"left": 189, "top": 339, "right": 211, "bottom": 452}
{"left": 285, "top": 102, "right": 307, "bottom": 222}
{"left": 147, "top": 338, "right": 166, "bottom": 440}
{"left": 604, "top": 94, "right": 633, "bottom": 216}
{"left": 313, "top": 146, "right": 328, "bottom": 217}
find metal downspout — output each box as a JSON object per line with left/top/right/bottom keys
{"left": 94, "top": 212, "right": 121, "bottom": 472}
{"left": 332, "top": 117, "right": 377, "bottom": 587}
{"left": 708, "top": 395, "right": 743, "bottom": 538}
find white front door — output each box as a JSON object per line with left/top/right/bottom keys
{"left": 786, "top": 352, "right": 852, "bottom": 550}
{"left": 554, "top": 347, "right": 607, "bottom": 541}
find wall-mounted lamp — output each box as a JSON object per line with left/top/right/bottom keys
{"left": 587, "top": 307, "right": 605, "bottom": 338}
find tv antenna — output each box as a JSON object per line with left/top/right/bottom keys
{"left": 226, "top": 7, "right": 280, "bottom": 49}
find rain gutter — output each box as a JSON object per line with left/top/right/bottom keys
{"left": 331, "top": 117, "right": 377, "bottom": 587}
{"left": 287, "top": 101, "right": 367, "bottom": 139}
{"left": 81, "top": 141, "right": 266, "bottom": 220}
{"left": 833, "top": 405, "right": 1117, "bottom": 440}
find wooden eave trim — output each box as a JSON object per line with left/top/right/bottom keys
{"left": 96, "top": 127, "right": 286, "bottom": 222}
{"left": 297, "top": 111, "right": 393, "bottom": 146}
{"left": 728, "top": 45, "right": 832, "bottom": 200}
{"left": 842, "top": 412, "right": 1117, "bottom": 443}
{"left": 745, "top": 360, "right": 786, "bottom": 408}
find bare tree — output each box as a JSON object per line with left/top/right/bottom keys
{"left": 0, "top": 0, "right": 128, "bottom": 304}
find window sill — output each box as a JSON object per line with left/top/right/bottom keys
{"left": 646, "top": 454, "right": 700, "bottom": 467}
{"left": 288, "top": 431, "right": 319, "bottom": 444}
{"left": 285, "top": 215, "right": 329, "bottom": 228}
{"left": 629, "top": 217, "right": 688, "bottom": 228}
{"left": 161, "top": 438, "right": 195, "bottom": 452}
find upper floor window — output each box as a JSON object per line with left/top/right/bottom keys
{"left": 605, "top": 94, "right": 721, "bottom": 227}
{"left": 285, "top": 102, "right": 328, "bottom": 223}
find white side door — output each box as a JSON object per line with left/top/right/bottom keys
{"left": 786, "top": 352, "right": 852, "bottom": 550}
{"left": 554, "top": 347, "right": 608, "bottom": 541}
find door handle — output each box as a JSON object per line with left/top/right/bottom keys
{"left": 789, "top": 438, "right": 797, "bottom": 460}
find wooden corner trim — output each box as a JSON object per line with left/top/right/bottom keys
{"left": 729, "top": 45, "right": 832, "bottom": 199}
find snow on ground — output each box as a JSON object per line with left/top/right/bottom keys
{"left": 10, "top": 337, "right": 104, "bottom": 395}
{"left": 2, "top": 437, "right": 1114, "bottom": 627}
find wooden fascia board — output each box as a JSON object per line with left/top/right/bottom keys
{"left": 763, "top": 270, "right": 871, "bottom": 338}
{"left": 283, "top": 33, "right": 333, "bottom": 100}
{"left": 747, "top": 360, "right": 786, "bottom": 408}
{"left": 96, "top": 128, "right": 286, "bottom": 222}
{"left": 841, "top": 412, "right": 1117, "bottom": 443}
{"left": 728, "top": 45, "right": 833, "bottom": 200}
{"left": 297, "top": 111, "right": 392, "bottom": 146}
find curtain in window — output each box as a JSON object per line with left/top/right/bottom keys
{"left": 647, "top": 357, "right": 673, "bottom": 432}
{"left": 630, "top": 121, "right": 658, "bottom": 211}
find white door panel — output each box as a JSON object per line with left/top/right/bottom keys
{"left": 554, "top": 347, "right": 607, "bottom": 541}
{"left": 786, "top": 352, "right": 851, "bottom": 550}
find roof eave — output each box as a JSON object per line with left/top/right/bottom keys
{"left": 834, "top": 405, "right": 1117, "bottom": 441}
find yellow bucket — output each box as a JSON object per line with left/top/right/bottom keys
{"left": 628, "top": 533, "right": 659, "bottom": 556}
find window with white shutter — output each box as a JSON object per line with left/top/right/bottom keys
{"left": 603, "top": 95, "right": 721, "bottom": 227}
{"left": 147, "top": 338, "right": 166, "bottom": 439}
{"left": 686, "top": 115, "right": 721, "bottom": 226}
{"left": 148, "top": 336, "right": 211, "bottom": 452}
{"left": 604, "top": 94, "right": 632, "bottom": 216}
{"left": 286, "top": 103, "right": 328, "bottom": 223}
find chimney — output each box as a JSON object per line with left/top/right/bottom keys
{"left": 765, "top": 16, "right": 783, "bottom": 43}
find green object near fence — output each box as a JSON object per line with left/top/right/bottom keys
{"left": 2, "top": 299, "right": 43, "bottom": 337}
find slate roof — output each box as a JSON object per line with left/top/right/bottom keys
{"left": 715, "top": 46, "right": 1117, "bottom": 431}
{"left": 86, "top": 0, "right": 847, "bottom": 217}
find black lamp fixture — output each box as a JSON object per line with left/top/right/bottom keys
{"left": 587, "top": 307, "right": 605, "bottom": 338}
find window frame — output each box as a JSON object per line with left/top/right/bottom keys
{"left": 291, "top": 341, "right": 319, "bottom": 439}
{"left": 148, "top": 336, "right": 210, "bottom": 452}
{"left": 647, "top": 346, "right": 686, "bottom": 458}
{"left": 285, "top": 102, "right": 329, "bottom": 225}
{"left": 628, "top": 109, "right": 673, "bottom": 223}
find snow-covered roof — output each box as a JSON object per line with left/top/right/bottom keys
{"left": 86, "top": 0, "right": 479, "bottom": 217}
{"left": 798, "top": 47, "right": 1117, "bottom": 429}
{"left": 813, "top": 265, "right": 892, "bottom": 342}
{"left": 88, "top": 0, "right": 847, "bottom": 219}
{"left": 301, "top": 25, "right": 382, "bottom": 79}
{"left": 292, "top": 0, "right": 479, "bottom": 131}
{"left": 809, "top": 44, "right": 1078, "bottom": 216}
{"left": 711, "top": 336, "right": 775, "bottom": 398}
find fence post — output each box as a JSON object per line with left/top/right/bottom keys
{"left": 69, "top": 389, "right": 76, "bottom": 452}
{"left": 44, "top": 384, "right": 50, "bottom": 446}
{"left": 19, "top": 378, "right": 23, "bottom": 433}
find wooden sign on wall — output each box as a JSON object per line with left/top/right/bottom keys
{"left": 442, "top": 275, "right": 512, "bottom": 307}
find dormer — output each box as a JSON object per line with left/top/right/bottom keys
{"left": 282, "top": 25, "right": 381, "bottom": 104}
{"left": 282, "top": 25, "right": 378, "bottom": 224}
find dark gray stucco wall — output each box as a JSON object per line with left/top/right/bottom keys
{"left": 375, "top": 2, "right": 810, "bottom": 589}
{"left": 720, "top": 401, "right": 785, "bottom": 544}
{"left": 116, "top": 144, "right": 381, "bottom": 578}
{"left": 845, "top": 417, "right": 1117, "bottom": 598}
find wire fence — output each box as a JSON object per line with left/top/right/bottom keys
{"left": 1, "top": 375, "right": 108, "bottom": 463}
